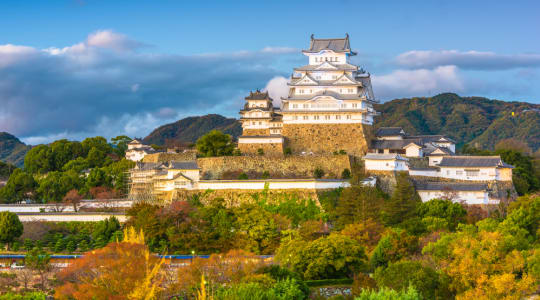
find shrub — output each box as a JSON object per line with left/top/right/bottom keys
{"left": 238, "top": 173, "right": 249, "bottom": 180}
{"left": 257, "top": 148, "right": 264, "bottom": 156}
{"left": 262, "top": 171, "right": 270, "bottom": 179}
{"left": 233, "top": 148, "right": 242, "bottom": 156}
{"left": 284, "top": 148, "right": 292, "bottom": 155}
{"left": 341, "top": 168, "right": 351, "bottom": 179}
{"left": 339, "top": 150, "right": 347, "bottom": 155}
{"left": 314, "top": 167, "right": 324, "bottom": 179}
{"left": 355, "top": 285, "right": 422, "bottom": 300}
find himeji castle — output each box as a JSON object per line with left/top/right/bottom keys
{"left": 238, "top": 34, "right": 378, "bottom": 156}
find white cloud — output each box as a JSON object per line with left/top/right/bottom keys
{"left": 0, "top": 31, "right": 296, "bottom": 144}
{"left": 0, "top": 44, "right": 39, "bottom": 67}
{"left": 261, "top": 47, "right": 298, "bottom": 54}
{"left": 263, "top": 76, "right": 289, "bottom": 107}
{"left": 372, "top": 65, "right": 464, "bottom": 100}
{"left": 396, "top": 50, "right": 540, "bottom": 70}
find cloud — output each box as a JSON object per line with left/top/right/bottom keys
{"left": 372, "top": 65, "right": 464, "bottom": 100}
{"left": 396, "top": 50, "right": 540, "bottom": 70}
{"left": 263, "top": 76, "right": 289, "bottom": 107}
{"left": 0, "top": 31, "right": 296, "bottom": 144}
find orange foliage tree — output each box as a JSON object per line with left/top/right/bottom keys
{"left": 55, "top": 227, "right": 164, "bottom": 300}
{"left": 175, "top": 249, "right": 266, "bottom": 296}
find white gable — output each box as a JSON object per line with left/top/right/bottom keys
{"left": 315, "top": 62, "right": 338, "bottom": 70}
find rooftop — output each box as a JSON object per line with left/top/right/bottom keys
{"left": 245, "top": 90, "right": 272, "bottom": 101}
{"left": 376, "top": 127, "right": 405, "bottom": 137}
{"left": 415, "top": 182, "right": 488, "bottom": 191}
{"left": 437, "top": 156, "right": 514, "bottom": 168}
{"left": 167, "top": 161, "right": 199, "bottom": 170}
{"left": 363, "top": 153, "right": 409, "bottom": 161}
{"left": 294, "top": 62, "right": 358, "bottom": 71}
{"left": 303, "top": 34, "right": 356, "bottom": 55}
{"left": 371, "top": 139, "right": 423, "bottom": 150}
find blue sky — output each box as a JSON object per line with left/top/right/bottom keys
{"left": 1, "top": 0, "right": 539, "bottom": 144}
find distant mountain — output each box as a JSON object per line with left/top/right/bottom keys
{"left": 0, "top": 132, "right": 31, "bottom": 167}
{"left": 140, "top": 94, "right": 540, "bottom": 152}
{"left": 374, "top": 93, "right": 540, "bottom": 151}
{"left": 143, "top": 114, "right": 243, "bottom": 146}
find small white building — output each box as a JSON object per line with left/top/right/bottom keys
{"left": 416, "top": 182, "right": 492, "bottom": 205}
{"left": 125, "top": 139, "right": 156, "bottom": 161}
{"left": 362, "top": 153, "right": 409, "bottom": 171}
{"left": 371, "top": 127, "right": 455, "bottom": 158}
{"left": 437, "top": 156, "right": 513, "bottom": 181}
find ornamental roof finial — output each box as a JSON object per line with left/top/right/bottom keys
{"left": 311, "top": 34, "right": 314, "bottom": 40}
{"left": 346, "top": 33, "right": 349, "bottom": 39}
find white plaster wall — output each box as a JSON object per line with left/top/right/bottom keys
{"left": 126, "top": 151, "right": 146, "bottom": 161}
{"left": 365, "top": 159, "right": 408, "bottom": 171}
{"left": 408, "top": 169, "right": 439, "bottom": 177}
{"left": 17, "top": 214, "right": 128, "bottom": 222}
{"left": 418, "top": 190, "right": 489, "bottom": 205}
{"left": 405, "top": 147, "right": 422, "bottom": 157}
{"left": 439, "top": 167, "right": 498, "bottom": 181}
{"left": 428, "top": 156, "right": 443, "bottom": 166}
{"left": 196, "top": 180, "right": 349, "bottom": 190}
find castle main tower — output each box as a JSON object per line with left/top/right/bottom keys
{"left": 238, "top": 34, "right": 377, "bottom": 156}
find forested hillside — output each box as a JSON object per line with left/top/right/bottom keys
{"left": 143, "top": 114, "right": 242, "bottom": 146}
{"left": 0, "top": 132, "right": 31, "bottom": 167}
{"left": 374, "top": 93, "right": 540, "bottom": 151}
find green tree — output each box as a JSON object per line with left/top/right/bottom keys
{"left": 195, "top": 130, "right": 234, "bottom": 157}
{"left": 370, "top": 229, "right": 419, "bottom": 270}
{"left": 277, "top": 233, "right": 367, "bottom": 280}
{"left": 110, "top": 135, "right": 132, "bottom": 157}
{"left": 416, "top": 199, "right": 467, "bottom": 231}
{"left": 0, "top": 211, "right": 23, "bottom": 250}
{"left": 234, "top": 204, "right": 280, "bottom": 254}
{"left": 62, "top": 156, "right": 90, "bottom": 173}
{"left": 92, "top": 217, "right": 121, "bottom": 243}
{"left": 374, "top": 260, "right": 449, "bottom": 299}
{"left": 101, "top": 158, "right": 135, "bottom": 192}
{"left": 0, "top": 169, "right": 37, "bottom": 203}
{"left": 81, "top": 136, "right": 113, "bottom": 156}
{"left": 383, "top": 173, "right": 421, "bottom": 226}
{"left": 50, "top": 139, "right": 84, "bottom": 171}
{"left": 355, "top": 285, "right": 423, "bottom": 300}
{"left": 37, "top": 170, "right": 83, "bottom": 203}
{"left": 335, "top": 186, "right": 385, "bottom": 229}
{"left": 85, "top": 168, "right": 112, "bottom": 191}
{"left": 23, "top": 145, "right": 53, "bottom": 174}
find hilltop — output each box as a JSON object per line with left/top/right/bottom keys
{"left": 374, "top": 93, "right": 540, "bottom": 151}
{"left": 143, "top": 114, "right": 242, "bottom": 146}
{"left": 142, "top": 94, "right": 540, "bottom": 152}
{"left": 0, "top": 132, "right": 31, "bottom": 167}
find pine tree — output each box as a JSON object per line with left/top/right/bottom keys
{"left": 383, "top": 172, "right": 421, "bottom": 226}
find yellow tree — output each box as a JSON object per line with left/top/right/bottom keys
{"left": 55, "top": 227, "right": 164, "bottom": 300}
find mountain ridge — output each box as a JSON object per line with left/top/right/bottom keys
{"left": 0, "top": 132, "right": 32, "bottom": 167}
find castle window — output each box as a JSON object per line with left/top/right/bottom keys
{"left": 340, "top": 89, "right": 343, "bottom": 93}
{"left": 352, "top": 103, "right": 358, "bottom": 108}
{"left": 315, "top": 57, "right": 318, "bottom": 62}
{"left": 303, "top": 104, "right": 308, "bottom": 108}
{"left": 335, "top": 57, "right": 338, "bottom": 61}
{"left": 347, "top": 115, "right": 351, "bottom": 119}
{"left": 340, "top": 104, "right": 346, "bottom": 108}
{"left": 336, "top": 115, "right": 341, "bottom": 120}
{"left": 294, "top": 116, "right": 298, "bottom": 120}
{"left": 259, "top": 121, "right": 262, "bottom": 125}
{"left": 309, "top": 89, "right": 312, "bottom": 93}
{"left": 348, "top": 88, "right": 354, "bottom": 93}
{"left": 325, "top": 115, "right": 330, "bottom": 120}
{"left": 314, "top": 115, "right": 320, "bottom": 120}
{"left": 252, "top": 121, "right": 256, "bottom": 125}
{"left": 303, "top": 115, "right": 309, "bottom": 120}
{"left": 293, "top": 104, "right": 298, "bottom": 108}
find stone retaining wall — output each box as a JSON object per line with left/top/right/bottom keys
{"left": 142, "top": 151, "right": 197, "bottom": 163}
{"left": 281, "top": 123, "right": 372, "bottom": 157}
{"left": 238, "top": 142, "right": 283, "bottom": 156}
{"left": 197, "top": 155, "right": 352, "bottom": 180}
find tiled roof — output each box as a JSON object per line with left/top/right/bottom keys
{"left": 282, "top": 90, "right": 363, "bottom": 101}
{"left": 294, "top": 62, "right": 358, "bottom": 71}
{"left": 437, "top": 156, "right": 513, "bottom": 168}
{"left": 371, "top": 139, "right": 423, "bottom": 150}
{"left": 128, "top": 139, "right": 142, "bottom": 144}
{"left": 408, "top": 135, "right": 456, "bottom": 144}
{"left": 376, "top": 127, "right": 405, "bottom": 137}
{"left": 134, "top": 162, "right": 164, "bottom": 171}
{"left": 416, "top": 182, "right": 488, "bottom": 191}
{"left": 245, "top": 90, "right": 271, "bottom": 100}
{"left": 303, "top": 34, "right": 355, "bottom": 54}
{"left": 425, "top": 147, "right": 454, "bottom": 156}
{"left": 362, "top": 153, "right": 409, "bottom": 161}
{"left": 168, "top": 161, "right": 199, "bottom": 170}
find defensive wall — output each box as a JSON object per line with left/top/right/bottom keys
{"left": 281, "top": 123, "right": 373, "bottom": 157}
{"left": 197, "top": 154, "right": 352, "bottom": 180}
{"left": 15, "top": 212, "right": 127, "bottom": 222}
{"left": 142, "top": 151, "right": 197, "bottom": 163}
